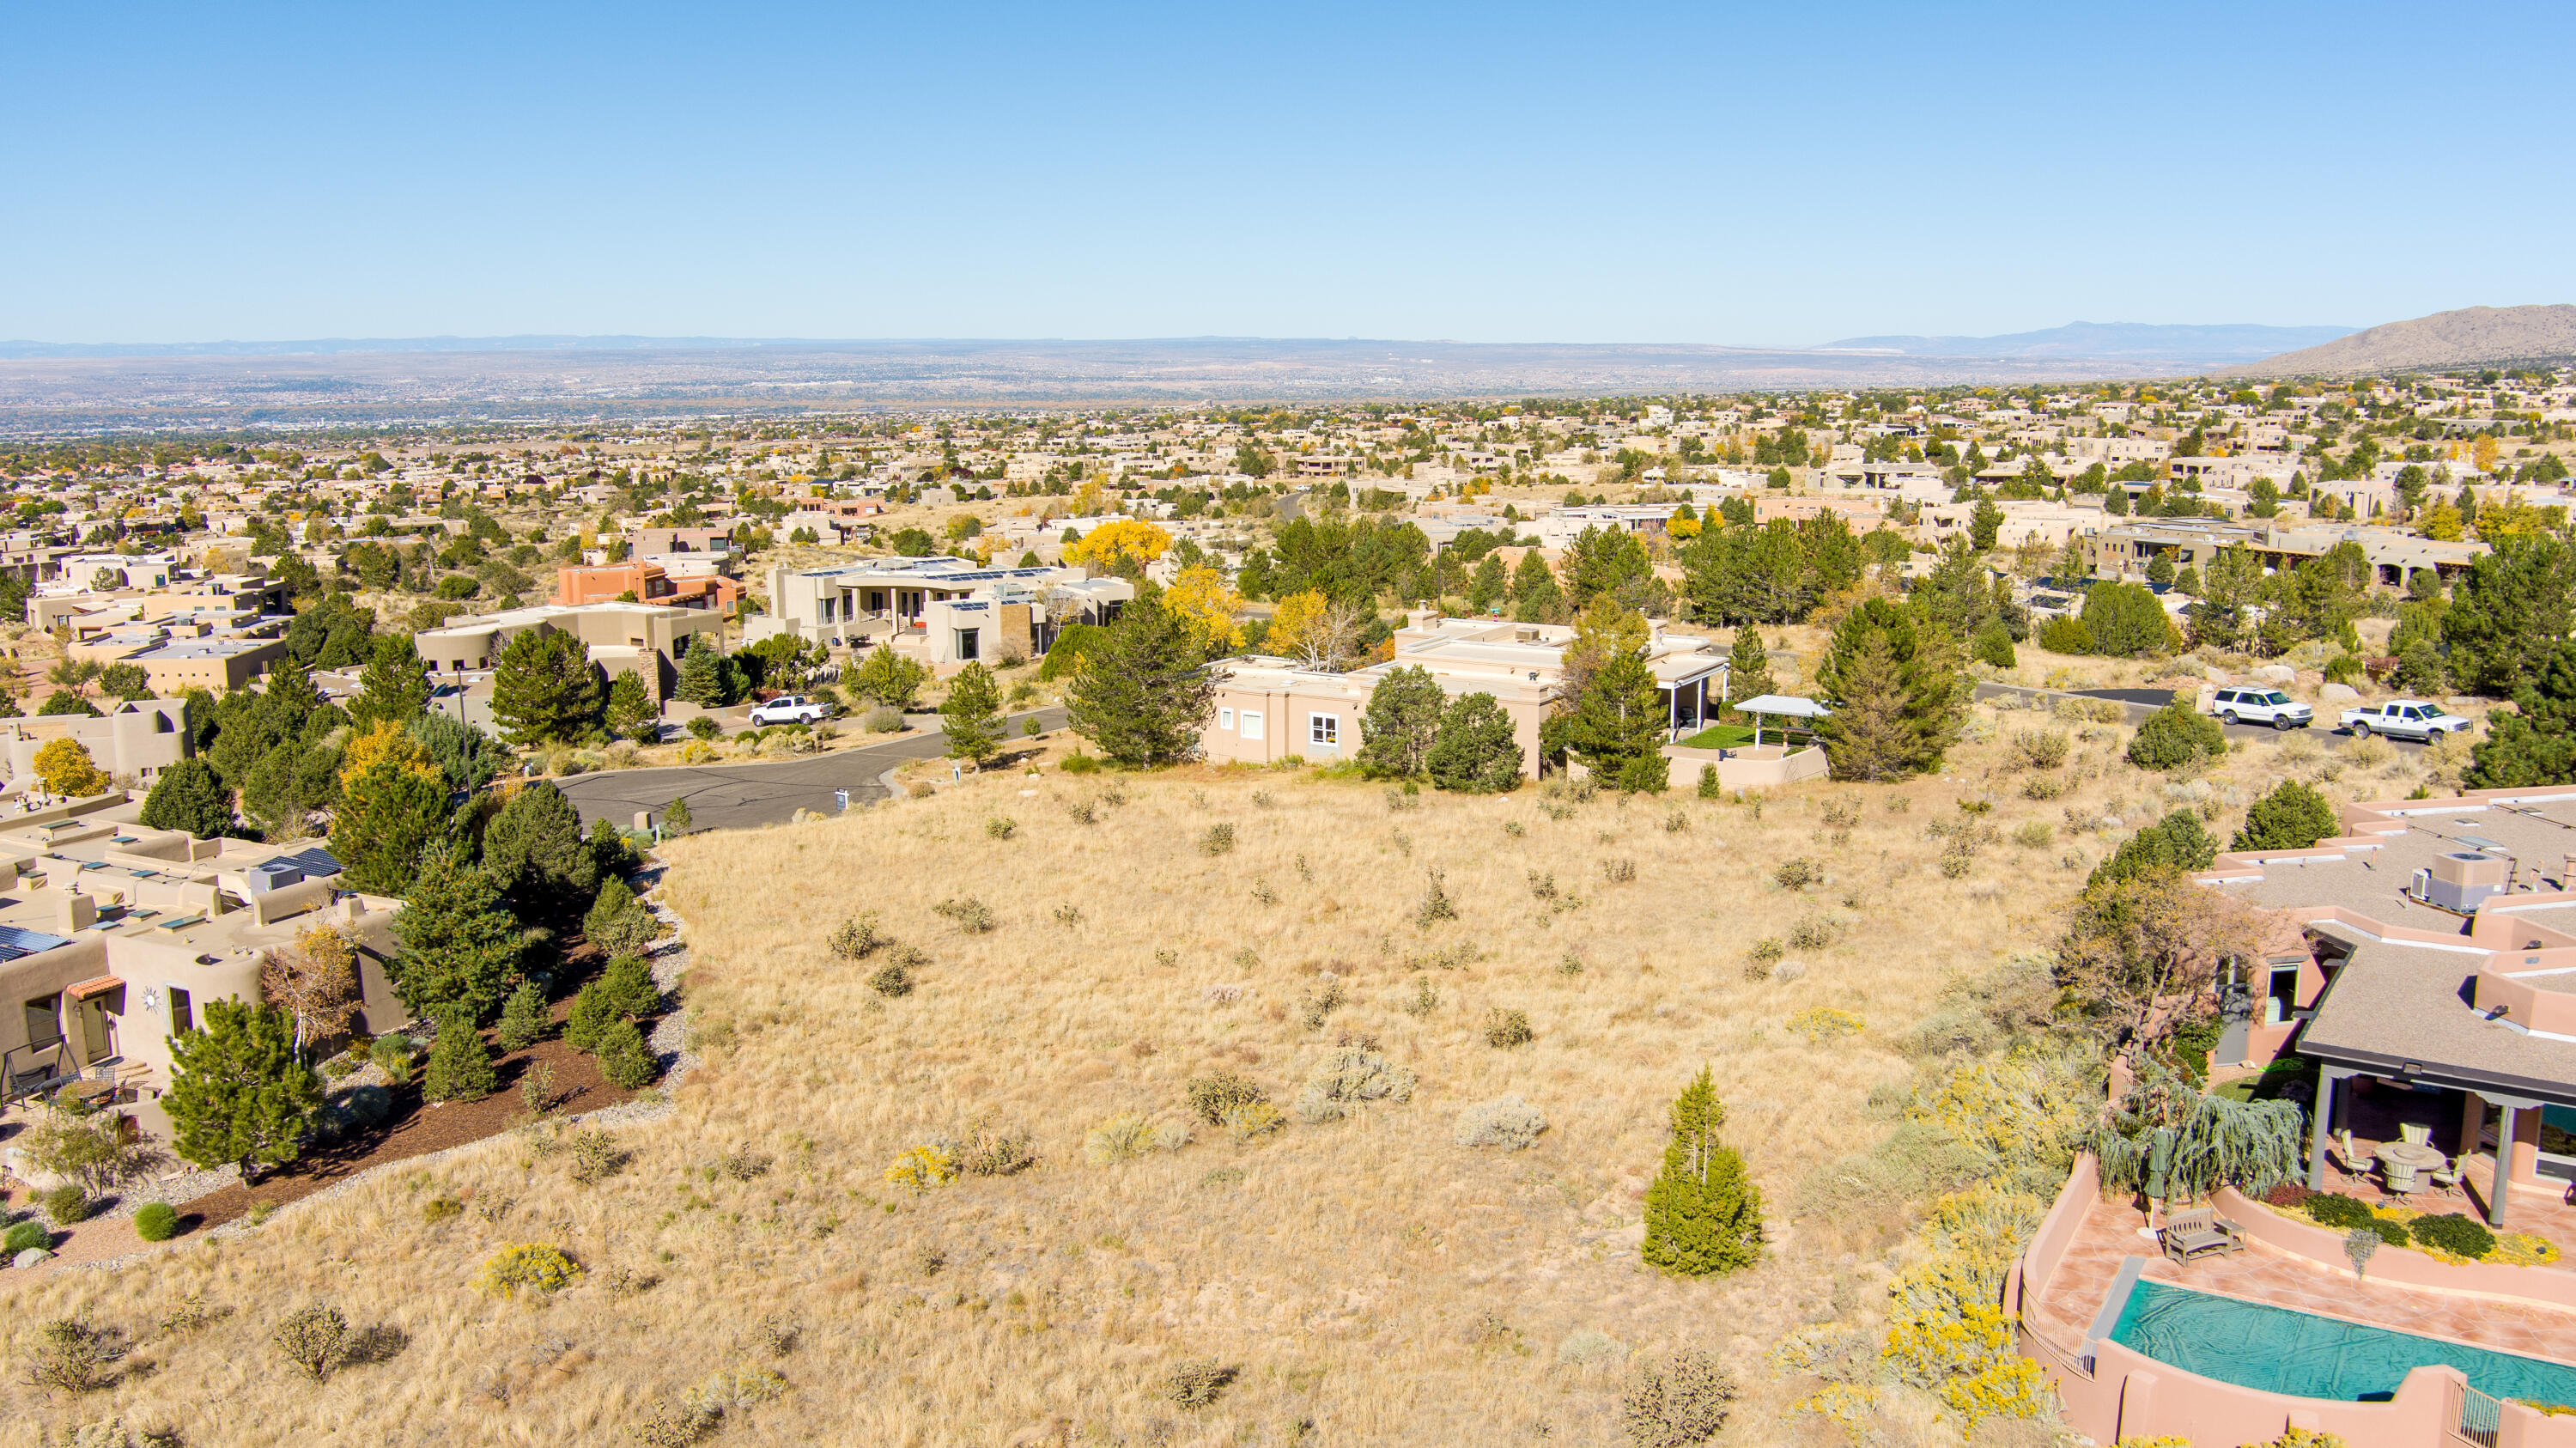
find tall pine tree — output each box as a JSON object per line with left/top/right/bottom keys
{"left": 1724, "top": 626, "right": 1777, "bottom": 715}
{"left": 939, "top": 661, "right": 1005, "bottom": 765}
{"left": 386, "top": 843, "right": 526, "bottom": 1023}
{"left": 349, "top": 634, "right": 431, "bottom": 731}
{"left": 490, "top": 627, "right": 603, "bottom": 745}
{"left": 1640, "top": 1068, "right": 1763, "bottom": 1276}
{"left": 1065, "top": 597, "right": 1215, "bottom": 766}
{"left": 330, "top": 754, "right": 452, "bottom": 896}
{"left": 482, "top": 780, "right": 599, "bottom": 922}
{"left": 1814, "top": 598, "right": 1965, "bottom": 780}
{"left": 2467, "top": 638, "right": 2576, "bottom": 788}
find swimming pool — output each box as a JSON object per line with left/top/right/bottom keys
{"left": 2111, "top": 1280, "right": 2576, "bottom": 1406}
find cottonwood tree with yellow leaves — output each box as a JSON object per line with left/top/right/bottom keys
{"left": 1160, "top": 565, "right": 1245, "bottom": 654}
{"left": 1266, "top": 588, "right": 1364, "bottom": 671}
{"left": 33, "top": 737, "right": 111, "bottom": 795}
{"left": 1064, "top": 519, "right": 1170, "bottom": 577}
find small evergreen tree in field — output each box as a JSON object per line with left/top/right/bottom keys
{"left": 1971, "top": 617, "right": 2018, "bottom": 669}
{"left": 662, "top": 796, "right": 693, "bottom": 834}
{"left": 1066, "top": 597, "right": 1216, "bottom": 767}
{"left": 1425, "top": 691, "right": 1526, "bottom": 793}
{"left": 138, "top": 757, "right": 234, "bottom": 837}
{"left": 594, "top": 1018, "right": 656, "bottom": 1088}
{"left": 2127, "top": 699, "right": 2227, "bottom": 770}
{"left": 583, "top": 877, "right": 659, "bottom": 956}
{"left": 1357, "top": 665, "right": 1445, "bottom": 779}
{"left": 386, "top": 843, "right": 525, "bottom": 1023}
{"left": 1640, "top": 1067, "right": 1763, "bottom": 1276}
{"left": 422, "top": 1009, "right": 498, "bottom": 1104}
{"left": 564, "top": 982, "right": 617, "bottom": 1051}
{"left": 495, "top": 982, "right": 550, "bottom": 1051}
{"left": 2233, "top": 779, "right": 2342, "bottom": 852}
{"left": 490, "top": 627, "right": 604, "bottom": 745}
{"left": 604, "top": 672, "right": 659, "bottom": 742}
{"left": 1723, "top": 626, "right": 1777, "bottom": 716}
{"left": 939, "top": 661, "right": 1005, "bottom": 766}
{"left": 164, "top": 1000, "right": 320, "bottom": 1181}
{"left": 1814, "top": 598, "right": 1966, "bottom": 781}
{"left": 598, "top": 953, "right": 661, "bottom": 1019}
{"left": 2089, "top": 809, "right": 2219, "bottom": 888}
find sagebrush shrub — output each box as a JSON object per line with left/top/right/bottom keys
{"left": 1773, "top": 857, "right": 1820, "bottom": 890}
{"left": 1455, "top": 1095, "right": 1546, "bottom": 1150}
{"left": 1414, "top": 867, "right": 1458, "bottom": 928}
{"left": 1221, "top": 1100, "right": 1285, "bottom": 1142}
{"left": 1291, "top": 1047, "right": 1417, "bottom": 1123}
{"left": 984, "top": 816, "right": 1015, "bottom": 840}
{"left": 867, "top": 957, "right": 914, "bottom": 997}
{"left": 1083, "top": 1113, "right": 1157, "bottom": 1166}
{"left": 1199, "top": 822, "right": 1236, "bottom": 855}
{"left": 932, "top": 896, "right": 996, "bottom": 934}
{"left": 1483, "top": 1007, "right": 1534, "bottom": 1049}
{"left": 27, "top": 1319, "right": 119, "bottom": 1394}
{"left": 2009, "top": 730, "right": 2070, "bottom": 770}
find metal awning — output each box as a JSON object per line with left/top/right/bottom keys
{"left": 1732, "top": 693, "right": 1832, "bottom": 719}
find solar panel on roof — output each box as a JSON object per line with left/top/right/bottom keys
{"left": 0, "top": 923, "right": 74, "bottom": 954}
{"left": 285, "top": 847, "right": 343, "bottom": 876}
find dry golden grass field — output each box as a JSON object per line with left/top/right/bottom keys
{"left": 0, "top": 696, "right": 2469, "bottom": 1448}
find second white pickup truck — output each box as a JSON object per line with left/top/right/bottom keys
{"left": 2339, "top": 699, "right": 2472, "bottom": 742}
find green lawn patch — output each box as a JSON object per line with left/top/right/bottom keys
{"left": 1679, "top": 724, "right": 1756, "bottom": 750}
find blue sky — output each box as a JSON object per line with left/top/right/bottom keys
{"left": 5, "top": 2, "right": 2570, "bottom": 345}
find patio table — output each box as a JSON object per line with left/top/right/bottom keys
{"left": 2378, "top": 1140, "right": 2445, "bottom": 1192}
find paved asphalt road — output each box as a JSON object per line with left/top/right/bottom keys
{"left": 1969, "top": 679, "right": 2428, "bottom": 751}
{"left": 559, "top": 708, "right": 1066, "bottom": 833}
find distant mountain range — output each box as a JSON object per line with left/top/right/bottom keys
{"left": 0, "top": 334, "right": 776, "bottom": 360}
{"left": 2218, "top": 305, "right": 2576, "bottom": 378}
{"left": 1815, "top": 321, "right": 2356, "bottom": 364}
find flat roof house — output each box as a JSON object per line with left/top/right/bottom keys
{"left": 410, "top": 600, "right": 726, "bottom": 702}
{"left": 750, "top": 557, "right": 1133, "bottom": 664}
{"left": 1202, "top": 614, "right": 1727, "bottom": 777}
{"left": 0, "top": 790, "right": 407, "bottom": 1110}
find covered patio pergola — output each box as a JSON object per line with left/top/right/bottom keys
{"left": 2297, "top": 928, "right": 2576, "bottom": 1227}
{"left": 1729, "top": 693, "right": 1832, "bottom": 751}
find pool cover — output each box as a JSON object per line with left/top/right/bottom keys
{"left": 2111, "top": 1280, "right": 2576, "bottom": 1406}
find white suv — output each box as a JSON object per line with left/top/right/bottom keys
{"left": 2210, "top": 686, "right": 2314, "bottom": 730}
{"left": 748, "top": 695, "right": 830, "bottom": 726}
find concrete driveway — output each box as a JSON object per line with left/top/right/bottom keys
{"left": 559, "top": 707, "right": 1066, "bottom": 833}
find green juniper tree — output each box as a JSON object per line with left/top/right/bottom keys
{"left": 1356, "top": 665, "right": 1445, "bottom": 779}
{"left": 2233, "top": 779, "right": 2342, "bottom": 852}
{"left": 137, "top": 757, "right": 234, "bottom": 838}
{"left": 164, "top": 1000, "right": 321, "bottom": 1181}
{"left": 1424, "top": 691, "right": 1524, "bottom": 793}
{"left": 1640, "top": 1067, "right": 1763, "bottom": 1276}
{"left": 490, "top": 627, "right": 604, "bottom": 745}
{"left": 939, "top": 661, "right": 1005, "bottom": 766}
{"left": 2466, "top": 638, "right": 2576, "bottom": 788}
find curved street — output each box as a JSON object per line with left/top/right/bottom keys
{"left": 557, "top": 708, "right": 1066, "bottom": 834}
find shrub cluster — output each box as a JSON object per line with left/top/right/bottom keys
{"left": 1184, "top": 1070, "right": 1268, "bottom": 1125}
{"left": 1455, "top": 1095, "right": 1546, "bottom": 1150}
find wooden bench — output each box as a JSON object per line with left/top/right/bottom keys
{"left": 2160, "top": 1206, "right": 2247, "bottom": 1265}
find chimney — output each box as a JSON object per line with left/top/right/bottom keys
{"left": 58, "top": 891, "right": 96, "bottom": 933}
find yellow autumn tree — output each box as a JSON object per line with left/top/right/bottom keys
{"left": 1064, "top": 519, "right": 1171, "bottom": 573}
{"left": 1163, "top": 565, "right": 1245, "bottom": 654}
{"left": 339, "top": 718, "right": 439, "bottom": 786}
{"left": 2474, "top": 434, "right": 2500, "bottom": 475}
{"left": 33, "top": 738, "right": 111, "bottom": 795}
{"left": 1265, "top": 588, "right": 1363, "bottom": 671}
{"left": 1667, "top": 507, "right": 1702, "bottom": 540}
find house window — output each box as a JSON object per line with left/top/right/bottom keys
{"left": 1242, "top": 710, "right": 1263, "bottom": 740}
{"left": 954, "top": 628, "right": 980, "bottom": 660}
{"left": 1219, "top": 707, "right": 1235, "bottom": 731}
{"left": 167, "top": 986, "right": 192, "bottom": 1034}
{"left": 1309, "top": 713, "right": 1339, "bottom": 748}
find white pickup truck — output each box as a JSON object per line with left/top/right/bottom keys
{"left": 2339, "top": 699, "right": 2472, "bottom": 742}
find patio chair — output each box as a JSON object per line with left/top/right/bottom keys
{"left": 2427, "top": 1158, "right": 2460, "bottom": 1192}
{"left": 2335, "top": 1129, "right": 2375, "bottom": 1177}
{"left": 2159, "top": 1206, "right": 2247, "bottom": 1265}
